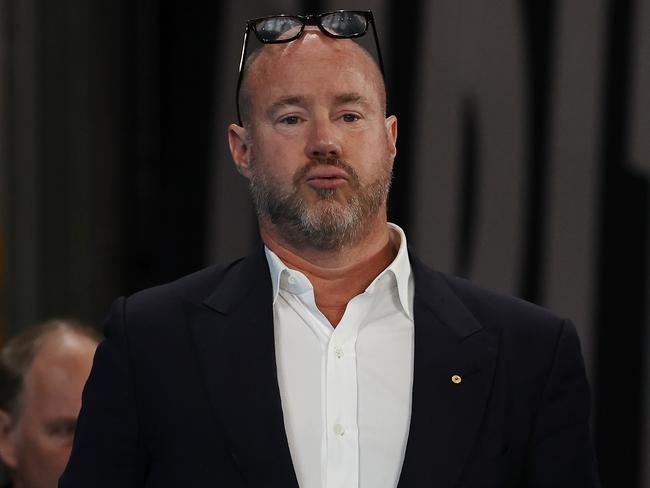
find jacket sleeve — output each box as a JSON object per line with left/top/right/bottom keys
{"left": 528, "top": 319, "right": 600, "bottom": 487}
{"left": 59, "top": 297, "right": 147, "bottom": 487}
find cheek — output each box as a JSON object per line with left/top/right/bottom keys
{"left": 17, "top": 423, "right": 73, "bottom": 466}
{"left": 251, "top": 148, "right": 302, "bottom": 185}
{"left": 52, "top": 443, "right": 73, "bottom": 471}
{"left": 347, "top": 137, "right": 393, "bottom": 175}
{"left": 254, "top": 127, "right": 305, "bottom": 162}
{"left": 347, "top": 125, "right": 390, "bottom": 153}
{"left": 17, "top": 440, "right": 72, "bottom": 488}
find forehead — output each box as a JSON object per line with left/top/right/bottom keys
{"left": 22, "top": 333, "right": 96, "bottom": 404}
{"left": 245, "top": 31, "right": 384, "bottom": 106}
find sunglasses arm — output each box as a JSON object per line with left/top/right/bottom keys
{"left": 236, "top": 27, "right": 251, "bottom": 125}
{"left": 370, "top": 22, "right": 385, "bottom": 77}
{"left": 238, "top": 27, "right": 250, "bottom": 73}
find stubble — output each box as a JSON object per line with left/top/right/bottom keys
{"left": 248, "top": 156, "right": 392, "bottom": 250}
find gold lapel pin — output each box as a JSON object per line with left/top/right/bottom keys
{"left": 451, "top": 374, "right": 462, "bottom": 384}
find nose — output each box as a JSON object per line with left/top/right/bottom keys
{"left": 305, "top": 117, "right": 342, "bottom": 160}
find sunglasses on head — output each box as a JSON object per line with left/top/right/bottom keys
{"left": 235, "top": 10, "right": 385, "bottom": 125}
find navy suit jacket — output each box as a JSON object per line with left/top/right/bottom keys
{"left": 60, "top": 247, "right": 599, "bottom": 487}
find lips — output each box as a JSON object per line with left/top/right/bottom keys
{"left": 305, "top": 167, "right": 349, "bottom": 189}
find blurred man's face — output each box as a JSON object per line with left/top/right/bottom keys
{"left": 229, "top": 29, "right": 397, "bottom": 249}
{"left": 0, "top": 332, "right": 97, "bottom": 488}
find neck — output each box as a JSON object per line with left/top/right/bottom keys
{"left": 261, "top": 214, "right": 398, "bottom": 326}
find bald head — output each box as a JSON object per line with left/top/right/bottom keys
{"left": 0, "top": 319, "right": 100, "bottom": 414}
{"left": 238, "top": 29, "right": 386, "bottom": 126}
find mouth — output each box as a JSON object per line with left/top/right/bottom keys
{"left": 305, "top": 167, "right": 349, "bottom": 190}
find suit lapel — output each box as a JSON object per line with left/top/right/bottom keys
{"left": 186, "top": 248, "right": 299, "bottom": 488}
{"left": 398, "top": 253, "right": 499, "bottom": 488}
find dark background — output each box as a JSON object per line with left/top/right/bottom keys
{"left": 1, "top": 0, "right": 648, "bottom": 486}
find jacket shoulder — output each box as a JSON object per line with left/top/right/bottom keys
{"left": 437, "top": 273, "right": 577, "bottom": 368}
{"left": 442, "top": 273, "right": 563, "bottom": 326}
{"left": 410, "top": 252, "right": 569, "bottom": 345}
{"left": 110, "top": 250, "right": 263, "bottom": 337}
{"left": 128, "top": 257, "right": 244, "bottom": 308}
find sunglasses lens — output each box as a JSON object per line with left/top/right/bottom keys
{"left": 254, "top": 17, "right": 303, "bottom": 42}
{"left": 321, "top": 12, "right": 368, "bottom": 37}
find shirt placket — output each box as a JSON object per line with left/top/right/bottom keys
{"left": 324, "top": 294, "right": 373, "bottom": 488}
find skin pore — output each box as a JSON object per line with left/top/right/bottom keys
{"left": 228, "top": 29, "right": 398, "bottom": 326}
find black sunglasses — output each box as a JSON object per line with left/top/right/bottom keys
{"left": 235, "top": 10, "right": 385, "bottom": 125}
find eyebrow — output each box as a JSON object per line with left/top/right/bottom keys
{"left": 334, "top": 93, "right": 371, "bottom": 108}
{"left": 267, "top": 96, "right": 308, "bottom": 116}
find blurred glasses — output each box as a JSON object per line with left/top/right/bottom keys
{"left": 235, "top": 10, "right": 385, "bottom": 124}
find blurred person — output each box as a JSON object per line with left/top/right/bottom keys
{"left": 61, "top": 10, "right": 599, "bottom": 488}
{"left": 0, "top": 320, "right": 99, "bottom": 488}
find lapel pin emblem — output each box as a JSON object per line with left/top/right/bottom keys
{"left": 451, "top": 374, "right": 462, "bottom": 384}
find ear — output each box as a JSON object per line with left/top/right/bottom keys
{"left": 385, "top": 115, "right": 398, "bottom": 159}
{"left": 0, "top": 409, "right": 18, "bottom": 469}
{"left": 228, "top": 123, "right": 252, "bottom": 179}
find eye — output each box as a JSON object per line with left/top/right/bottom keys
{"left": 278, "top": 115, "right": 301, "bottom": 125}
{"left": 46, "top": 419, "right": 77, "bottom": 438}
{"left": 341, "top": 113, "right": 361, "bottom": 123}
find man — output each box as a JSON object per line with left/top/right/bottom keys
{"left": 61, "top": 11, "right": 599, "bottom": 487}
{"left": 0, "top": 319, "right": 99, "bottom": 488}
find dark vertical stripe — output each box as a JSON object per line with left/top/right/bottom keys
{"left": 596, "top": 0, "right": 648, "bottom": 486}
{"left": 124, "top": 0, "right": 156, "bottom": 293}
{"left": 518, "top": 0, "right": 557, "bottom": 303}
{"left": 125, "top": 3, "right": 218, "bottom": 292}
{"left": 454, "top": 97, "right": 479, "bottom": 278}
{"left": 387, "top": 0, "right": 424, "bottom": 232}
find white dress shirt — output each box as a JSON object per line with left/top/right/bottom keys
{"left": 265, "top": 223, "right": 415, "bottom": 488}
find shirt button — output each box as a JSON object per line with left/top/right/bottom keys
{"left": 333, "top": 346, "right": 343, "bottom": 359}
{"left": 288, "top": 276, "right": 296, "bottom": 285}
{"left": 333, "top": 424, "right": 345, "bottom": 436}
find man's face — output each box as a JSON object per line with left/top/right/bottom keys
{"left": 0, "top": 333, "right": 97, "bottom": 488}
{"left": 230, "top": 30, "right": 397, "bottom": 249}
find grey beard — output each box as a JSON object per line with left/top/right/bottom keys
{"left": 248, "top": 157, "right": 392, "bottom": 250}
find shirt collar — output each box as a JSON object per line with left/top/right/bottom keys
{"left": 379, "top": 222, "right": 413, "bottom": 318}
{"left": 265, "top": 246, "right": 290, "bottom": 305}
{"left": 264, "top": 222, "right": 413, "bottom": 318}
